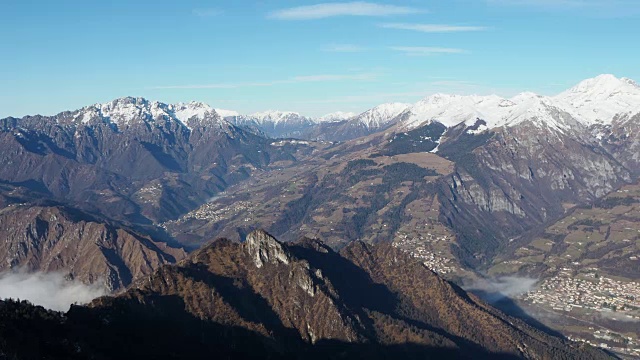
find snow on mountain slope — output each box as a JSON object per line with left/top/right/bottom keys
{"left": 555, "top": 74, "right": 640, "bottom": 125}
{"left": 316, "top": 111, "right": 357, "bottom": 123}
{"left": 228, "top": 110, "right": 316, "bottom": 138}
{"left": 352, "top": 102, "right": 410, "bottom": 129}
{"left": 72, "top": 97, "right": 225, "bottom": 130}
{"left": 247, "top": 110, "right": 314, "bottom": 125}
{"left": 402, "top": 94, "right": 503, "bottom": 129}
{"left": 499, "top": 92, "right": 580, "bottom": 132}
{"left": 214, "top": 108, "right": 240, "bottom": 118}
{"left": 173, "top": 101, "right": 219, "bottom": 125}
{"left": 65, "top": 74, "right": 640, "bottom": 137}
{"left": 402, "top": 74, "right": 640, "bottom": 132}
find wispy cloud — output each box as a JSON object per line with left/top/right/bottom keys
{"left": 268, "top": 2, "right": 422, "bottom": 20}
{"left": 193, "top": 8, "right": 222, "bottom": 17}
{"left": 391, "top": 46, "right": 468, "bottom": 56}
{"left": 322, "top": 44, "right": 367, "bottom": 52}
{"left": 150, "top": 73, "right": 378, "bottom": 90}
{"left": 381, "top": 23, "right": 488, "bottom": 32}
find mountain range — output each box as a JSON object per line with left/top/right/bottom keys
{"left": 1, "top": 74, "right": 640, "bottom": 357}
{"left": 217, "top": 74, "right": 640, "bottom": 141}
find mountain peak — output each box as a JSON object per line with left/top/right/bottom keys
{"left": 174, "top": 100, "right": 211, "bottom": 109}
{"left": 171, "top": 101, "right": 220, "bottom": 126}
{"left": 71, "top": 97, "right": 226, "bottom": 129}
{"left": 107, "top": 96, "right": 150, "bottom": 106}
{"left": 244, "top": 229, "right": 291, "bottom": 268}
{"left": 352, "top": 102, "right": 410, "bottom": 129}
{"left": 247, "top": 110, "right": 313, "bottom": 126}
{"left": 556, "top": 74, "right": 640, "bottom": 125}
{"left": 251, "top": 110, "right": 300, "bottom": 118}
{"left": 562, "top": 74, "right": 636, "bottom": 94}
{"left": 316, "top": 111, "right": 357, "bottom": 123}
{"left": 622, "top": 77, "right": 639, "bottom": 88}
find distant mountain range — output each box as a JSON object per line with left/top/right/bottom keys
{"left": 193, "top": 74, "right": 640, "bottom": 142}
{"left": 26, "top": 74, "right": 636, "bottom": 144}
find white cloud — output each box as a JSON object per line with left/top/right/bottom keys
{"left": 323, "top": 44, "right": 367, "bottom": 52}
{"left": 0, "top": 271, "right": 108, "bottom": 312}
{"left": 268, "top": 2, "right": 421, "bottom": 20}
{"left": 381, "top": 23, "right": 488, "bottom": 32}
{"left": 151, "top": 73, "right": 378, "bottom": 90}
{"left": 391, "top": 46, "right": 468, "bottom": 56}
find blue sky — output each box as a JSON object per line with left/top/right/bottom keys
{"left": 2, "top": 0, "right": 639, "bottom": 117}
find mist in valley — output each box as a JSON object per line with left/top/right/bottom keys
{"left": 0, "top": 270, "right": 108, "bottom": 311}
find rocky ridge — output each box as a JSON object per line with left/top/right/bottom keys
{"left": 0, "top": 230, "right": 606, "bottom": 359}
{"left": 0, "top": 203, "right": 186, "bottom": 290}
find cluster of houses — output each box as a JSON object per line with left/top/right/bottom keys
{"left": 393, "top": 232, "right": 455, "bottom": 274}
{"left": 523, "top": 268, "right": 640, "bottom": 317}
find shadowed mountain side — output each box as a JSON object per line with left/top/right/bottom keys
{"left": 0, "top": 298, "right": 528, "bottom": 360}
{"left": 0, "top": 203, "right": 186, "bottom": 290}
{"left": 0, "top": 230, "right": 613, "bottom": 359}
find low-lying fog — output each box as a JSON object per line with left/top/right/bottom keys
{"left": 0, "top": 270, "right": 107, "bottom": 311}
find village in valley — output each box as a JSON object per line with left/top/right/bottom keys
{"left": 394, "top": 233, "right": 640, "bottom": 358}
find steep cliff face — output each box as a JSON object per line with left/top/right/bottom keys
{"left": 131, "top": 230, "right": 366, "bottom": 344}
{"left": 436, "top": 121, "right": 632, "bottom": 267}
{"left": 0, "top": 204, "right": 186, "bottom": 290}
{"left": 598, "top": 112, "right": 640, "bottom": 175}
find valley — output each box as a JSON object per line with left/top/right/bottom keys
{"left": 490, "top": 180, "right": 640, "bottom": 358}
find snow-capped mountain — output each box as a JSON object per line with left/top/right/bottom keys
{"left": 555, "top": 74, "right": 640, "bottom": 125}
{"left": 246, "top": 110, "right": 313, "bottom": 126}
{"left": 299, "top": 103, "right": 411, "bottom": 142}
{"left": 403, "top": 92, "right": 579, "bottom": 132}
{"left": 72, "top": 97, "right": 226, "bottom": 130}
{"left": 400, "top": 74, "right": 640, "bottom": 133}
{"left": 214, "top": 108, "right": 240, "bottom": 118}
{"left": 53, "top": 74, "right": 640, "bottom": 142}
{"left": 228, "top": 111, "right": 316, "bottom": 138}
{"left": 316, "top": 111, "right": 357, "bottom": 123}
{"left": 352, "top": 102, "right": 411, "bottom": 129}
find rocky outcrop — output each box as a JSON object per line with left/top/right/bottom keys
{"left": 244, "top": 229, "right": 291, "bottom": 268}
{"left": 0, "top": 204, "right": 186, "bottom": 290}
